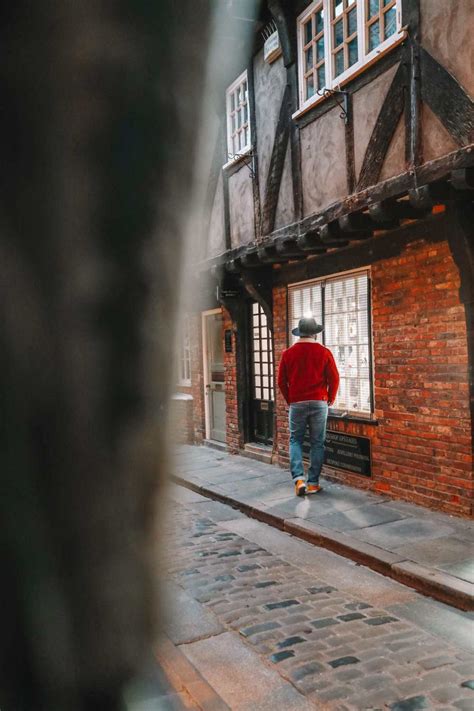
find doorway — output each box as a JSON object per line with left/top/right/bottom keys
{"left": 202, "top": 310, "right": 226, "bottom": 443}
{"left": 249, "top": 302, "right": 274, "bottom": 444}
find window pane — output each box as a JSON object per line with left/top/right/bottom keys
{"left": 384, "top": 6, "right": 396, "bottom": 38}
{"left": 304, "top": 19, "right": 313, "bottom": 44}
{"left": 334, "top": 49, "right": 344, "bottom": 76}
{"left": 263, "top": 388, "right": 269, "bottom": 400}
{"left": 334, "top": 19, "right": 343, "bottom": 46}
{"left": 243, "top": 103, "right": 248, "bottom": 123}
{"left": 368, "top": 0, "right": 379, "bottom": 18}
{"left": 306, "top": 73, "right": 315, "bottom": 99}
{"left": 231, "top": 114, "right": 236, "bottom": 132}
{"left": 316, "top": 36, "right": 325, "bottom": 61}
{"left": 348, "top": 6, "right": 357, "bottom": 35}
{"left": 334, "top": 0, "right": 344, "bottom": 18}
{"left": 230, "top": 92, "right": 235, "bottom": 111}
{"left": 348, "top": 38, "right": 358, "bottom": 66}
{"left": 316, "top": 8, "right": 324, "bottom": 34}
{"left": 317, "top": 64, "right": 326, "bottom": 90}
{"left": 305, "top": 46, "right": 314, "bottom": 71}
{"left": 369, "top": 20, "right": 380, "bottom": 50}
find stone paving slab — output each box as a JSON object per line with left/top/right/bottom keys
{"left": 163, "top": 581, "right": 224, "bottom": 644}
{"left": 162, "top": 491, "right": 474, "bottom": 710}
{"left": 182, "top": 632, "right": 314, "bottom": 710}
{"left": 173, "top": 445, "right": 474, "bottom": 611}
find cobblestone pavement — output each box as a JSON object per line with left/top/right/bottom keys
{"left": 161, "top": 485, "right": 474, "bottom": 710}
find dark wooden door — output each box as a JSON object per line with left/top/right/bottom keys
{"left": 249, "top": 302, "right": 274, "bottom": 444}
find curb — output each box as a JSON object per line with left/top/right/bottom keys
{"left": 172, "top": 474, "right": 474, "bottom": 612}
{"left": 156, "top": 634, "right": 230, "bottom": 711}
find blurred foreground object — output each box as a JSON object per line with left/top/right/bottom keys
{"left": 0, "top": 2, "right": 228, "bottom": 709}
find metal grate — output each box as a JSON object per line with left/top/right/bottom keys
{"left": 251, "top": 302, "right": 274, "bottom": 402}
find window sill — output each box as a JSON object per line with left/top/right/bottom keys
{"left": 292, "top": 29, "right": 407, "bottom": 122}
{"left": 223, "top": 147, "right": 253, "bottom": 172}
{"left": 328, "top": 412, "right": 378, "bottom": 425}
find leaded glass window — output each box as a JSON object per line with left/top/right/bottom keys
{"left": 226, "top": 71, "right": 251, "bottom": 161}
{"left": 288, "top": 271, "right": 372, "bottom": 415}
{"left": 297, "top": 0, "right": 402, "bottom": 111}
{"left": 251, "top": 303, "right": 274, "bottom": 402}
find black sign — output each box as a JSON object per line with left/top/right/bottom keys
{"left": 224, "top": 329, "right": 233, "bottom": 353}
{"left": 324, "top": 430, "right": 372, "bottom": 477}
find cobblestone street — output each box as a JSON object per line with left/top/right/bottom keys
{"left": 160, "top": 483, "right": 474, "bottom": 710}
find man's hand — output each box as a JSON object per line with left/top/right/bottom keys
{"left": 328, "top": 400, "right": 334, "bottom": 407}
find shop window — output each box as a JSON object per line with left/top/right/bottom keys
{"left": 226, "top": 70, "right": 251, "bottom": 162}
{"left": 288, "top": 270, "right": 372, "bottom": 415}
{"left": 177, "top": 317, "right": 192, "bottom": 386}
{"left": 297, "top": 0, "right": 402, "bottom": 112}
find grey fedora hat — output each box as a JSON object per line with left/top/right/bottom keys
{"left": 292, "top": 317, "right": 324, "bottom": 337}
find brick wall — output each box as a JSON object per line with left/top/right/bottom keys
{"left": 223, "top": 307, "right": 242, "bottom": 453}
{"left": 273, "top": 238, "right": 473, "bottom": 517}
{"left": 170, "top": 396, "right": 194, "bottom": 443}
{"left": 274, "top": 285, "right": 290, "bottom": 465}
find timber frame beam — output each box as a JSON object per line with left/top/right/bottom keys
{"left": 196, "top": 147, "right": 474, "bottom": 276}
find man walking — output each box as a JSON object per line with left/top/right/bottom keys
{"left": 277, "top": 317, "right": 340, "bottom": 496}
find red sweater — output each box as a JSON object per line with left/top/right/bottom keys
{"left": 277, "top": 341, "right": 340, "bottom": 405}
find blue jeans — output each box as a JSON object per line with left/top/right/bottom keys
{"left": 289, "top": 400, "right": 328, "bottom": 484}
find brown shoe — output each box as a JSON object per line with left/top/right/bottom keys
{"left": 294, "top": 479, "right": 306, "bottom": 497}
{"left": 306, "top": 484, "right": 322, "bottom": 494}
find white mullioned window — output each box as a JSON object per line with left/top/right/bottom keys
{"left": 177, "top": 317, "right": 192, "bottom": 386}
{"left": 226, "top": 70, "right": 251, "bottom": 162}
{"left": 297, "top": 0, "right": 403, "bottom": 111}
{"left": 288, "top": 269, "right": 372, "bottom": 415}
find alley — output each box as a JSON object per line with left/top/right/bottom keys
{"left": 159, "top": 480, "right": 474, "bottom": 710}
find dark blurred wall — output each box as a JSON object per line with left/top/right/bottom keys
{"left": 0, "top": 2, "right": 216, "bottom": 709}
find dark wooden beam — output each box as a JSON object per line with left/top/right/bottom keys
{"left": 401, "top": 0, "right": 420, "bottom": 38}
{"left": 339, "top": 212, "right": 375, "bottom": 235}
{"left": 409, "top": 182, "right": 451, "bottom": 210}
{"left": 267, "top": 0, "right": 296, "bottom": 67}
{"left": 368, "top": 197, "right": 428, "bottom": 223}
{"left": 226, "top": 258, "right": 242, "bottom": 273}
{"left": 288, "top": 63, "right": 304, "bottom": 222}
{"left": 357, "top": 60, "right": 406, "bottom": 191}
{"left": 273, "top": 211, "right": 450, "bottom": 287}
{"left": 450, "top": 167, "right": 474, "bottom": 191}
{"left": 345, "top": 93, "right": 356, "bottom": 194}
{"left": 320, "top": 223, "right": 350, "bottom": 246}
{"left": 258, "top": 245, "right": 290, "bottom": 264}
{"left": 240, "top": 249, "right": 262, "bottom": 268}
{"left": 268, "top": 146, "right": 474, "bottom": 242}
{"left": 247, "top": 57, "right": 262, "bottom": 241}
{"left": 223, "top": 169, "right": 232, "bottom": 251}
{"left": 420, "top": 46, "right": 474, "bottom": 146}
{"left": 240, "top": 269, "right": 274, "bottom": 331}
{"left": 275, "top": 236, "right": 305, "bottom": 257}
{"left": 261, "top": 85, "right": 291, "bottom": 236}
{"left": 405, "top": 40, "right": 422, "bottom": 167}
{"left": 296, "top": 230, "right": 327, "bottom": 253}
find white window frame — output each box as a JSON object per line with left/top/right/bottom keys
{"left": 177, "top": 317, "right": 192, "bottom": 387}
{"left": 296, "top": 0, "right": 404, "bottom": 115}
{"left": 225, "top": 70, "right": 252, "bottom": 165}
{"left": 288, "top": 267, "right": 374, "bottom": 417}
